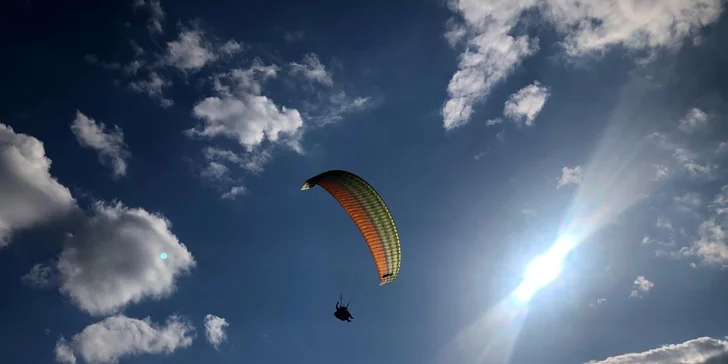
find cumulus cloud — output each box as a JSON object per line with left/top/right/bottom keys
{"left": 57, "top": 201, "right": 195, "bottom": 316}
{"left": 54, "top": 315, "right": 194, "bottom": 364}
{"left": 21, "top": 263, "right": 54, "bottom": 288}
{"left": 55, "top": 337, "right": 77, "bottom": 364}
{"left": 557, "top": 166, "right": 582, "bottom": 189}
{"left": 679, "top": 107, "right": 709, "bottom": 133}
{"left": 441, "top": 0, "right": 723, "bottom": 129}
{"left": 629, "top": 276, "right": 653, "bottom": 298}
{"left": 187, "top": 59, "right": 304, "bottom": 153}
{"left": 165, "top": 29, "right": 218, "bottom": 71}
{"left": 204, "top": 314, "right": 230, "bottom": 350}
{"left": 190, "top": 94, "right": 303, "bottom": 151}
{"left": 503, "top": 81, "right": 550, "bottom": 126}
{"left": 71, "top": 111, "right": 131, "bottom": 178}
{"left": 585, "top": 337, "right": 728, "bottom": 364}
{"left": 289, "top": 53, "right": 333, "bottom": 87}
{"left": 0, "top": 123, "right": 76, "bottom": 246}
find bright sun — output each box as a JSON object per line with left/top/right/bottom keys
{"left": 512, "top": 235, "right": 575, "bottom": 302}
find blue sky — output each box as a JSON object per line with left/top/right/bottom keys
{"left": 1, "top": 0, "right": 728, "bottom": 363}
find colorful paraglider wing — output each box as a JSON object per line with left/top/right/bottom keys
{"left": 301, "top": 170, "right": 401, "bottom": 285}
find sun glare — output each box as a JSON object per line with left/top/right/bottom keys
{"left": 513, "top": 235, "right": 575, "bottom": 302}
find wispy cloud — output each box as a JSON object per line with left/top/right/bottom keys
{"left": 221, "top": 186, "right": 247, "bottom": 201}
{"left": 133, "top": 0, "right": 165, "bottom": 35}
{"left": 21, "top": 263, "right": 54, "bottom": 288}
{"left": 678, "top": 107, "right": 709, "bottom": 133}
{"left": 289, "top": 53, "right": 333, "bottom": 87}
{"left": 71, "top": 111, "right": 131, "bottom": 178}
{"left": 485, "top": 118, "right": 502, "bottom": 126}
{"left": 128, "top": 71, "right": 174, "bottom": 108}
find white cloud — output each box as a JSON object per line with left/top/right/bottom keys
{"left": 503, "top": 81, "right": 550, "bottom": 126}
{"left": 71, "top": 111, "right": 130, "bottom": 178}
{"left": 221, "top": 186, "right": 247, "bottom": 200}
{"left": 689, "top": 218, "right": 728, "bottom": 266}
{"left": 652, "top": 164, "right": 670, "bottom": 181}
{"left": 547, "top": 0, "right": 723, "bottom": 57}
{"left": 521, "top": 209, "right": 537, "bottom": 216}
{"left": 485, "top": 118, "right": 502, "bottom": 126}
{"left": 557, "top": 165, "right": 582, "bottom": 189}
{"left": 629, "top": 276, "right": 653, "bottom": 298}
{"left": 200, "top": 161, "right": 231, "bottom": 182}
{"left": 443, "top": 18, "right": 467, "bottom": 48}
{"left": 313, "top": 92, "right": 372, "bottom": 127}
{"left": 129, "top": 71, "right": 174, "bottom": 108}
{"left": 0, "top": 123, "right": 76, "bottom": 246}
{"left": 675, "top": 192, "right": 703, "bottom": 213}
{"left": 442, "top": 0, "right": 723, "bottom": 129}
{"left": 57, "top": 201, "right": 196, "bottom": 316}
{"left": 133, "top": 0, "right": 165, "bottom": 35}
{"left": 203, "top": 147, "right": 272, "bottom": 174}
{"left": 441, "top": 3, "right": 539, "bottom": 130}
{"left": 679, "top": 108, "right": 709, "bottom": 133}
{"left": 187, "top": 60, "right": 304, "bottom": 153}
{"left": 219, "top": 40, "right": 243, "bottom": 56}
{"left": 673, "top": 148, "right": 717, "bottom": 180}
{"left": 712, "top": 186, "right": 728, "bottom": 215}
{"left": 289, "top": 53, "right": 333, "bottom": 87}
{"left": 190, "top": 95, "right": 303, "bottom": 151}
{"left": 656, "top": 216, "right": 673, "bottom": 230}
{"left": 165, "top": 28, "right": 245, "bottom": 72}
{"left": 204, "top": 314, "right": 229, "bottom": 350}
{"left": 21, "top": 263, "right": 54, "bottom": 288}
{"left": 55, "top": 337, "right": 77, "bottom": 364}
{"left": 585, "top": 337, "right": 728, "bottom": 364}
{"left": 54, "top": 315, "right": 194, "bottom": 364}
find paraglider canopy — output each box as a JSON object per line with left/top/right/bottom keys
{"left": 301, "top": 170, "right": 401, "bottom": 285}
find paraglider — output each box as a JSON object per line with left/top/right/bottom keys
{"left": 301, "top": 170, "right": 402, "bottom": 321}
{"left": 301, "top": 169, "right": 402, "bottom": 285}
{"left": 334, "top": 296, "right": 353, "bottom": 322}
